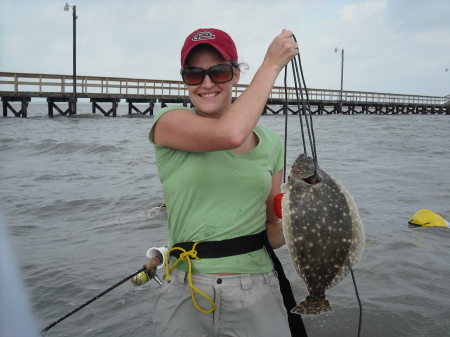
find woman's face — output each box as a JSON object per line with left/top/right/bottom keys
{"left": 184, "top": 47, "right": 240, "bottom": 119}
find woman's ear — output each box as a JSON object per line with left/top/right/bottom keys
{"left": 232, "top": 67, "right": 241, "bottom": 85}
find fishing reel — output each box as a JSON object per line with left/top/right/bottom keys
{"left": 131, "top": 245, "right": 168, "bottom": 286}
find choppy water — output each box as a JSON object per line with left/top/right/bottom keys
{"left": 1, "top": 103, "right": 449, "bottom": 337}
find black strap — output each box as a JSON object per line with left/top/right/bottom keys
{"left": 171, "top": 232, "right": 264, "bottom": 259}
{"left": 262, "top": 230, "right": 308, "bottom": 337}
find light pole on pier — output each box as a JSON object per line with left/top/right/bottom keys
{"left": 64, "top": 3, "right": 77, "bottom": 114}
{"left": 334, "top": 47, "right": 344, "bottom": 113}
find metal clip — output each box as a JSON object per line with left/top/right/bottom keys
{"left": 153, "top": 273, "right": 163, "bottom": 286}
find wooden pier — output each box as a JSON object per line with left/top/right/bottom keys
{"left": 1, "top": 72, "right": 449, "bottom": 117}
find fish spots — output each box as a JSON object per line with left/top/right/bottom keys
{"left": 295, "top": 236, "right": 304, "bottom": 243}
{"left": 282, "top": 153, "right": 365, "bottom": 316}
{"left": 294, "top": 236, "right": 305, "bottom": 243}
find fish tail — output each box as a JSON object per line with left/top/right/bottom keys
{"left": 291, "top": 296, "right": 334, "bottom": 316}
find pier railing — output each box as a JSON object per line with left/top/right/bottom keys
{"left": 0, "top": 72, "right": 447, "bottom": 105}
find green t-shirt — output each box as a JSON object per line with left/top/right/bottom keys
{"left": 149, "top": 106, "right": 284, "bottom": 273}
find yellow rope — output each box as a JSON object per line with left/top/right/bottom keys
{"left": 163, "top": 242, "right": 216, "bottom": 314}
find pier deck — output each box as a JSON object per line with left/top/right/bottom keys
{"left": 1, "top": 72, "right": 448, "bottom": 117}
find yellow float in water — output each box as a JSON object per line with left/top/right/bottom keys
{"left": 409, "top": 209, "right": 449, "bottom": 227}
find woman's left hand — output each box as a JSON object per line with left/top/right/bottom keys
{"left": 266, "top": 219, "right": 285, "bottom": 249}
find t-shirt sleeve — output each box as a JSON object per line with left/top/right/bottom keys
{"left": 255, "top": 125, "right": 285, "bottom": 175}
{"left": 273, "top": 133, "right": 284, "bottom": 174}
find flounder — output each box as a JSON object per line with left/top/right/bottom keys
{"left": 282, "top": 153, "right": 365, "bottom": 315}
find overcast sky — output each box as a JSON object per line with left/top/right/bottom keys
{"left": 1, "top": 0, "right": 449, "bottom": 97}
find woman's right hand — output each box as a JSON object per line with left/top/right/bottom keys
{"left": 263, "top": 29, "right": 298, "bottom": 73}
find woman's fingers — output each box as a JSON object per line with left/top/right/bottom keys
{"left": 264, "top": 30, "right": 298, "bottom": 71}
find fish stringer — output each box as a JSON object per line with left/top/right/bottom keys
{"left": 282, "top": 34, "right": 318, "bottom": 183}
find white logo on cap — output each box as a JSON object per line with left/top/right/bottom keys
{"left": 192, "top": 31, "right": 215, "bottom": 41}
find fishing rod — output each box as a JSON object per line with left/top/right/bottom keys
{"left": 40, "top": 257, "right": 162, "bottom": 336}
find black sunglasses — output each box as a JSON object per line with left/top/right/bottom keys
{"left": 181, "top": 64, "right": 236, "bottom": 86}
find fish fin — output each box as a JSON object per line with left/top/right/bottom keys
{"left": 291, "top": 297, "right": 333, "bottom": 316}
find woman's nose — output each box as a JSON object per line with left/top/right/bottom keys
{"left": 201, "top": 74, "right": 214, "bottom": 88}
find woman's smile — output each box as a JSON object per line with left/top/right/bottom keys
{"left": 184, "top": 48, "right": 239, "bottom": 118}
{"left": 198, "top": 91, "right": 220, "bottom": 99}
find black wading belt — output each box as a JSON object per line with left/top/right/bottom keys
{"left": 171, "top": 230, "right": 308, "bottom": 337}
{"left": 171, "top": 232, "right": 264, "bottom": 259}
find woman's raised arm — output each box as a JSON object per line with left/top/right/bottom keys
{"left": 153, "top": 30, "right": 298, "bottom": 152}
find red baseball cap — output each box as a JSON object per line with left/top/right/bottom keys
{"left": 180, "top": 28, "right": 238, "bottom": 67}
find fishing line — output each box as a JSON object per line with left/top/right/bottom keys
{"left": 40, "top": 266, "right": 147, "bottom": 336}
{"left": 25, "top": 205, "right": 165, "bottom": 240}
{"left": 349, "top": 265, "right": 362, "bottom": 337}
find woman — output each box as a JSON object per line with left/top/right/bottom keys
{"left": 149, "top": 28, "right": 299, "bottom": 337}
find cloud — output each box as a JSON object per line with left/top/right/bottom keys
{"left": 1, "top": 0, "right": 449, "bottom": 96}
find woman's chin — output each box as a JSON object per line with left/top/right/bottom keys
{"left": 194, "top": 103, "right": 226, "bottom": 118}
